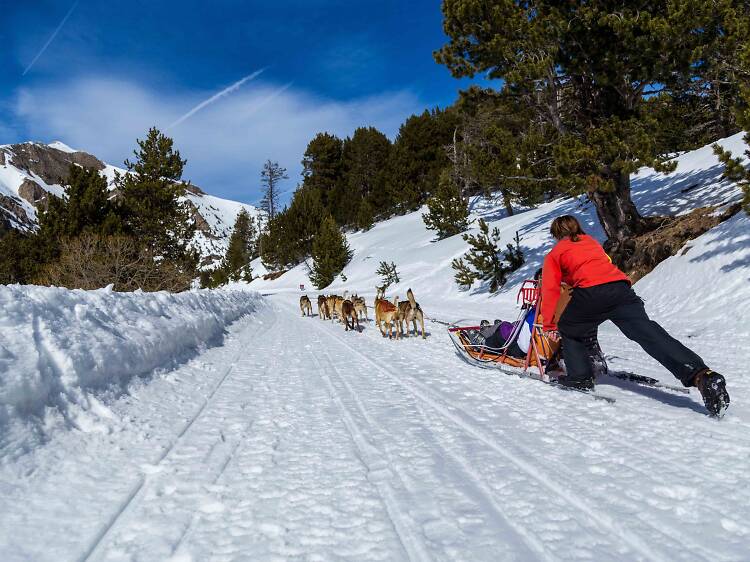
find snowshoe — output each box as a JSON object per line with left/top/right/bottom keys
{"left": 694, "top": 369, "right": 730, "bottom": 418}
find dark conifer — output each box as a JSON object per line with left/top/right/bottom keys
{"left": 310, "top": 215, "right": 352, "bottom": 289}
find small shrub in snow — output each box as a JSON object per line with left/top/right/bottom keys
{"left": 376, "top": 261, "right": 400, "bottom": 290}
{"left": 713, "top": 143, "right": 750, "bottom": 215}
{"left": 452, "top": 222, "right": 524, "bottom": 292}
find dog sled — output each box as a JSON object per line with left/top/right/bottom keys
{"left": 447, "top": 279, "right": 558, "bottom": 377}
{"left": 447, "top": 279, "right": 688, "bottom": 400}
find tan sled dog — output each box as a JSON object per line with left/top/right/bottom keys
{"left": 374, "top": 287, "right": 401, "bottom": 339}
{"left": 317, "top": 295, "right": 331, "bottom": 320}
{"left": 300, "top": 295, "right": 313, "bottom": 317}
{"left": 398, "top": 288, "right": 426, "bottom": 338}
{"left": 351, "top": 294, "right": 368, "bottom": 321}
{"left": 326, "top": 295, "right": 344, "bottom": 321}
{"left": 341, "top": 299, "right": 360, "bottom": 332}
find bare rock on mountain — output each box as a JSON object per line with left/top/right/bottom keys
{"left": 187, "top": 200, "right": 216, "bottom": 237}
{"left": 17, "top": 179, "right": 49, "bottom": 209}
{"left": 7, "top": 143, "right": 105, "bottom": 186}
{"left": 183, "top": 183, "right": 205, "bottom": 196}
{"left": 0, "top": 194, "right": 34, "bottom": 231}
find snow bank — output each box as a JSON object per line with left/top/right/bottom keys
{"left": 0, "top": 285, "right": 259, "bottom": 455}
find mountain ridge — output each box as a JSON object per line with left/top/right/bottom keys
{"left": 0, "top": 141, "right": 259, "bottom": 266}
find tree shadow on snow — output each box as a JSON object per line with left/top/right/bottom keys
{"left": 684, "top": 214, "right": 750, "bottom": 278}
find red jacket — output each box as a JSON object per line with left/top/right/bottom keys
{"left": 541, "top": 234, "right": 630, "bottom": 331}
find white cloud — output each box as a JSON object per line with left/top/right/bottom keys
{"left": 13, "top": 76, "right": 423, "bottom": 204}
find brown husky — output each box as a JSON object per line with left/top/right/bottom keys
{"left": 341, "top": 299, "right": 360, "bottom": 332}
{"left": 300, "top": 295, "right": 313, "bottom": 317}
{"left": 374, "top": 287, "right": 401, "bottom": 339}
{"left": 317, "top": 295, "right": 331, "bottom": 320}
{"left": 398, "top": 288, "right": 426, "bottom": 338}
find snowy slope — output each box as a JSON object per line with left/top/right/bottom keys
{"left": 1, "top": 285, "right": 749, "bottom": 560}
{"left": 249, "top": 132, "right": 747, "bottom": 320}
{"left": 0, "top": 135, "right": 748, "bottom": 561}
{"left": 0, "top": 141, "right": 260, "bottom": 265}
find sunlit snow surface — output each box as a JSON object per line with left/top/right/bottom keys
{"left": 0, "top": 134, "right": 748, "bottom": 561}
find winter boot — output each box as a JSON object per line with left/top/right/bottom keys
{"left": 554, "top": 373, "right": 595, "bottom": 391}
{"left": 694, "top": 369, "right": 730, "bottom": 418}
{"left": 583, "top": 331, "right": 608, "bottom": 376}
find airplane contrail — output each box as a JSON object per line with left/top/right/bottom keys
{"left": 169, "top": 69, "right": 265, "bottom": 129}
{"left": 242, "top": 81, "right": 294, "bottom": 119}
{"left": 23, "top": 0, "right": 80, "bottom": 76}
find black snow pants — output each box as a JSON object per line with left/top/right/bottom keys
{"left": 557, "top": 281, "right": 706, "bottom": 386}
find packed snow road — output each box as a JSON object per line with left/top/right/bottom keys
{"left": 1, "top": 293, "right": 749, "bottom": 561}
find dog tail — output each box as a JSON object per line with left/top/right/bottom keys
{"left": 407, "top": 288, "right": 417, "bottom": 310}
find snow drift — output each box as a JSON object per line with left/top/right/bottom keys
{"left": 0, "top": 285, "right": 260, "bottom": 456}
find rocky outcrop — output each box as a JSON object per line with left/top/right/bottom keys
{"left": 624, "top": 203, "right": 743, "bottom": 282}
{"left": 183, "top": 183, "right": 205, "bottom": 195}
{"left": 0, "top": 194, "right": 34, "bottom": 231}
{"left": 17, "top": 179, "right": 49, "bottom": 209}
{"left": 187, "top": 201, "right": 217, "bottom": 237}
{"left": 6, "top": 143, "right": 105, "bottom": 186}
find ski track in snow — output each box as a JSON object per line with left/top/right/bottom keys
{"left": 2, "top": 294, "right": 750, "bottom": 561}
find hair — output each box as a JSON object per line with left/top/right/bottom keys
{"left": 550, "top": 215, "right": 586, "bottom": 242}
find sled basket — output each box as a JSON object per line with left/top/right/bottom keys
{"left": 447, "top": 279, "right": 559, "bottom": 376}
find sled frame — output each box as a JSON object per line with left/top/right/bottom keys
{"left": 448, "top": 279, "right": 552, "bottom": 379}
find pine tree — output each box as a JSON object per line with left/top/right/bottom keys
{"left": 302, "top": 133, "right": 344, "bottom": 209}
{"left": 386, "top": 108, "right": 458, "bottom": 213}
{"left": 452, "top": 221, "right": 524, "bottom": 292}
{"left": 356, "top": 198, "right": 375, "bottom": 231}
{"left": 40, "top": 164, "right": 122, "bottom": 239}
{"left": 310, "top": 215, "right": 352, "bottom": 289}
{"left": 710, "top": 5, "right": 750, "bottom": 216}
{"left": 455, "top": 86, "right": 555, "bottom": 213}
{"left": 451, "top": 257, "right": 475, "bottom": 290}
{"left": 223, "top": 209, "right": 255, "bottom": 282}
{"left": 422, "top": 168, "right": 469, "bottom": 239}
{"left": 341, "top": 127, "right": 391, "bottom": 225}
{"left": 259, "top": 160, "right": 288, "bottom": 221}
{"left": 116, "top": 127, "right": 197, "bottom": 269}
{"left": 436, "top": 1, "right": 738, "bottom": 263}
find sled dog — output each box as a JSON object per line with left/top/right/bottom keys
{"left": 352, "top": 294, "right": 368, "bottom": 321}
{"left": 374, "top": 286, "right": 401, "bottom": 339}
{"left": 341, "top": 299, "right": 360, "bottom": 332}
{"left": 398, "top": 288, "right": 426, "bottom": 339}
{"left": 317, "top": 295, "right": 331, "bottom": 320}
{"left": 300, "top": 295, "right": 313, "bottom": 317}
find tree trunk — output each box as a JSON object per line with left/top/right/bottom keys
{"left": 501, "top": 188, "right": 514, "bottom": 217}
{"left": 588, "top": 170, "right": 646, "bottom": 267}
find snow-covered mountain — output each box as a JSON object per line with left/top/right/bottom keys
{"left": 0, "top": 141, "right": 259, "bottom": 266}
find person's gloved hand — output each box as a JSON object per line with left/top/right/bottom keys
{"left": 545, "top": 330, "right": 561, "bottom": 342}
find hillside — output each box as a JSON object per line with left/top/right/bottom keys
{"left": 248, "top": 132, "right": 748, "bottom": 317}
{"left": 0, "top": 141, "right": 259, "bottom": 266}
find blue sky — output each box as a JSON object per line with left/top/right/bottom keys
{"left": 1, "top": 0, "right": 485, "bottom": 204}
